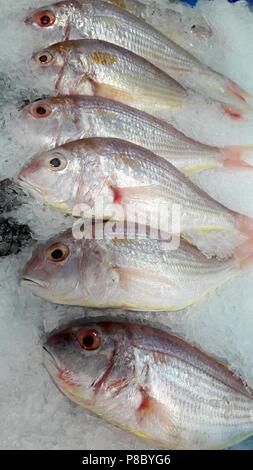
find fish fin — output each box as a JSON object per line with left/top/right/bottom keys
{"left": 114, "top": 185, "right": 166, "bottom": 202}
{"left": 222, "top": 146, "right": 253, "bottom": 169}
{"left": 110, "top": 186, "right": 123, "bottom": 204}
{"left": 92, "top": 81, "right": 185, "bottom": 109}
{"left": 234, "top": 237, "right": 253, "bottom": 270}
{"left": 137, "top": 389, "right": 181, "bottom": 447}
{"left": 108, "top": 184, "right": 166, "bottom": 205}
{"left": 92, "top": 82, "right": 134, "bottom": 106}
{"left": 137, "top": 392, "right": 161, "bottom": 416}
{"left": 226, "top": 79, "right": 250, "bottom": 105}
{"left": 221, "top": 103, "right": 244, "bottom": 121}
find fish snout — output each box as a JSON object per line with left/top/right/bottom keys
{"left": 19, "top": 159, "right": 41, "bottom": 180}
{"left": 21, "top": 251, "right": 49, "bottom": 292}
{"left": 46, "top": 330, "right": 72, "bottom": 348}
{"left": 18, "top": 159, "right": 46, "bottom": 197}
{"left": 43, "top": 331, "right": 78, "bottom": 386}
{"left": 42, "top": 344, "right": 61, "bottom": 379}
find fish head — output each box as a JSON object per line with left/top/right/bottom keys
{"left": 18, "top": 146, "right": 82, "bottom": 210}
{"left": 21, "top": 235, "right": 117, "bottom": 305}
{"left": 43, "top": 320, "right": 136, "bottom": 405}
{"left": 19, "top": 139, "right": 117, "bottom": 213}
{"left": 18, "top": 97, "right": 84, "bottom": 150}
{"left": 33, "top": 41, "right": 91, "bottom": 95}
{"left": 24, "top": 1, "right": 76, "bottom": 42}
{"left": 21, "top": 233, "right": 85, "bottom": 303}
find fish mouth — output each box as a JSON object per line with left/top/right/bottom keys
{"left": 18, "top": 176, "right": 45, "bottom": 197}
{"left": 43, "top": 345, "right": 62, "bottom": 379}
{"left": 21, "top": 277, "right": 49, "bottom": 289}
{"left": 43, "top": 346, "right": 80, "bottom": 390}
{"left": 43, "top": 345, "right": 60, "bottom": 369}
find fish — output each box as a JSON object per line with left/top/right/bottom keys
{"left": 25, "top": 0, "right": 249, "bottom": 107}
{"left": 43, "top": 319, "right": 253, "bottom": 449}
{"left": 32, "top": 39, "right": 186, "bottom": 113}
{"left": 32, "top": 39, "right": 253, "bottom": 146}
{"left": 18, "top": 96, "right": 253, "bottom": 175}
{"left": 18, "top": 137, "right": 253, "bottom": 257}
{"left": 21, "top": 226, "right": 253, "bottom": 310}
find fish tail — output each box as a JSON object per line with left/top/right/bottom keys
{"left": 222, "top": 146, "right": 253, "bottom": 169}
{"left": 234, "top": 237, "right": 253, "bottom": 270}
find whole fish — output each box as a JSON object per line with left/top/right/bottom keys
{"left": 18, "top": 138, "right": 253, "bottom": 256}
{"left": 25, "top": 0, "right": 249, "bottom": 107}
{"left": 21, "top": 228, "right": 253, "bottom": 310}
{"left": 43, "top": 319, "right": 253, "bottom": 449}
{"left": 32, "top": 39, "right": 253, "bottom": 146}
{"left": 19, "top": 96, "right": 253, "bottom": 175}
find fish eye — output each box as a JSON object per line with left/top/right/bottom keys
{"left": 35, "top": 10, "right": 56, "bottom": 27}
{"left": 30, "top": 102, "right": 52, "bottom": 118}
{"left": 47, "top": 153, "right": 67, "bottom": 171}
{"left": 78, "top": 329, "right": 102, "bottom": 351}
{"left": 47, "top": 243, "right": 69, "bottom": 262}
{"left": 35, "top": 51, "right": 54, "bottom": 65}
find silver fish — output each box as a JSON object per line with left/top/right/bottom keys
{"left": 26, "top": 0, "right": 249, "bottom": 107}
{"left": 18, "top": 137, "right": 253, "bottom": 256}
{"left": 19, "top": 96, "right": 253, "bottom": 175}
{"left": 43, "top": 319, "right": 253, "bottom": 449}
{"left": 32, "top": 40, "right": 253, "bottom": 147}
{"left": 21, "top": 227, "right": 253, "bottom": 310}
{"left": 33, "top": 39, "right": 186, "bottom": 114}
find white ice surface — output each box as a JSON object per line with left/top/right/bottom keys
{"left": 1, "top": 0, "right": 253, "bottom": 450}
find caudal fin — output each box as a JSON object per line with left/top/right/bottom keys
{"left": 222, "top": 146, "right": 253, "bottom": 169}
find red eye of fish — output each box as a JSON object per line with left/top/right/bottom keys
{"left": 30, "top": 103, "right": 52, "bottom": 119}
{"left": 47, "top": 243, "right": 69, "bottom": 262}
{"left": 36, "top": 11, "right": 55, "bottom": 27}
{"left": 78, "top": 329, "right": 102, "bottom": 351}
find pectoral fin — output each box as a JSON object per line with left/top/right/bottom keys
{"left": 136, "top": 389, "right": 182, "bottom": 448}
